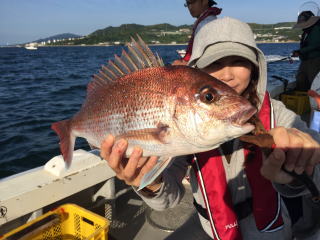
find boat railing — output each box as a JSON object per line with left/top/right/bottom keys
{"left": 0, "top": 149, "right": 116, "bottom": 235}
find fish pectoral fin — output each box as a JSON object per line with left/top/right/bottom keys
{"left": 117, "top": 124, "right": 170, "bottom": 144}
{"left": 138, "top": 156, "right": 173, "bottom": 191}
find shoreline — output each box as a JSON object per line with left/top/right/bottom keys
{"left": 2, "top": 41, "right": 299, "bottom": 48}
{"left": 256, "top": 40, "right": 299, "bottom": 44}
{"left": 45, "top": 41, "right": 299, "bottom": 46}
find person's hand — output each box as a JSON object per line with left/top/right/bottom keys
{"left": 291, "top": 50, "right": 300, "bottom": 57}
{"left": 100, "top": 135, "right": 159, "bottom": 188}
{"left": 260, "top": 127, "right": 320, "bottom": 184}
{"left": 172, "top": 59, "right": 188, "bottom": 66}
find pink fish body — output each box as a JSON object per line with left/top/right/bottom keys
{"left": 52, "top": 36, "right": 256, "bottom": 189}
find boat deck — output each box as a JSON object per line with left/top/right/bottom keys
{"left": 105, "top": 180, "right": 194, "bottom": 240}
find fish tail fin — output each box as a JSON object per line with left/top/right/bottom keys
{"left": 51, "top": 119, "right": 75, "bottom": 167}
{"left": 138, "top": 157, "right": 173, "bottom": 191}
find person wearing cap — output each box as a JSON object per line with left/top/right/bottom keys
{"left": 292, "top": 10, "right": 320, "bottom": 91}
{"left": 172, "top": 0, "right": 222, "bottom": 66}
{"left": 100, "top": 17, "right": 320, "bottom": 239}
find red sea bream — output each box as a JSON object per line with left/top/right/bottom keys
{"left": 51, "top": 36, "right": 256, "bottom": 189}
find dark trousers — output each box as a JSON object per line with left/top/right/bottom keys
{"left": 296, "top": 57, "right": 320, "bottom": 91}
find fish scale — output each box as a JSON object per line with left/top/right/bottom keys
{"left": 52, "top": 36, "right": 257, "bottom": 189}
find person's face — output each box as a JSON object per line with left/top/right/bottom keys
{"left": 185, "top": 0, "right": 209, "bottom": 18}
{"left": 201, "top": 56, "right": 253, "bottom": 95}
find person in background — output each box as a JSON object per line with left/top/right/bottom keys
{"left": 101, "top": 17, "right": 320, "bottom": 239}
{"left": 292, "top": 10, "right": 320, "bottom": 91}
{"left": 172, "top": 0, "right": 221, "bottom": 66}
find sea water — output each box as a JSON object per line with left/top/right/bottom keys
{"left": 0, "top": 43, "right": 300, "bottom": 178}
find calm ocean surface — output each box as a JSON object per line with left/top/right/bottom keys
{"left": 0, "top": 43, "right": 300, "bottom": 179}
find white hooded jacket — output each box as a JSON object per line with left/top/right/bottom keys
{"left": 136, "top": 17, "right": 320, "bottom": 240}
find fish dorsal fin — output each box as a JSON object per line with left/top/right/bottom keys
{"left": 89, "top": 35, "right": 164, "bottom": 93}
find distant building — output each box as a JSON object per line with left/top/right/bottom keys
{"left": 160, "top": 31, "right": 182, "bottom": 36}
{"left": 179, "top": 28, "right": 191, "bottom": 33}
{"left": 274, "top": 27, "right": 292, "bottom": 30}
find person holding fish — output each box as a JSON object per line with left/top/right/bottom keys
{"left": 172, "top": 0, "right": 221, "bottom": 66}
{"left": 100, "top": 17, "right": 320, "bottom": 240}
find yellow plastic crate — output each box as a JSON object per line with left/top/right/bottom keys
{"left": 0, "top": 204, "right": 109, "bottom": 240}
{"left": 280, "top": 91, "right": 311, "bottom": 115}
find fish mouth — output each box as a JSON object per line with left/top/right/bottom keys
{"left": 231, "top": 107, "right": 257, "bottom": 127}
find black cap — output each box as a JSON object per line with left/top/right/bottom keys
{"left": 298, "top": 11, "right": 315, "bottom": 22}
{"left": 293, "top": 10, "right": 320, "bottom": 29}
{"left": 209, "top": 0, "right": 217, "bottom": 7}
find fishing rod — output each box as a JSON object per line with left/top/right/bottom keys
{"left": 268, "top": 56, "right": 293, "bottom": 64}
{"left": 272, "top": 75, "right": 289, "bottom": 92}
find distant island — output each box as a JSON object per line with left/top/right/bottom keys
{"left": 17, "top": 22, "right": 302, "bottom": 47}
{"left": 34, "top": 33, "right": 82, "bottom": 44}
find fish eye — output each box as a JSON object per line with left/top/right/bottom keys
{"left": 199, "top": 86, "right": 219, "bottom": 104}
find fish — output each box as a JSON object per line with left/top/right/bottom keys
{"left": 51, "top": 35, "right": 257, "bottom": 190}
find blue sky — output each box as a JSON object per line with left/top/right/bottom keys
{"left": 0, "top": 0, "right": 317, "bottom": 45}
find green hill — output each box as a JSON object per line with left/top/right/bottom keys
{"left": 47, "top": 22, "right": 302, "bottom": 46}
{"left": 69, "top": 23, "right": 190, "bottom": 45}
{"left": 249, "top": 22, "right": 300, "bottom": 42}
